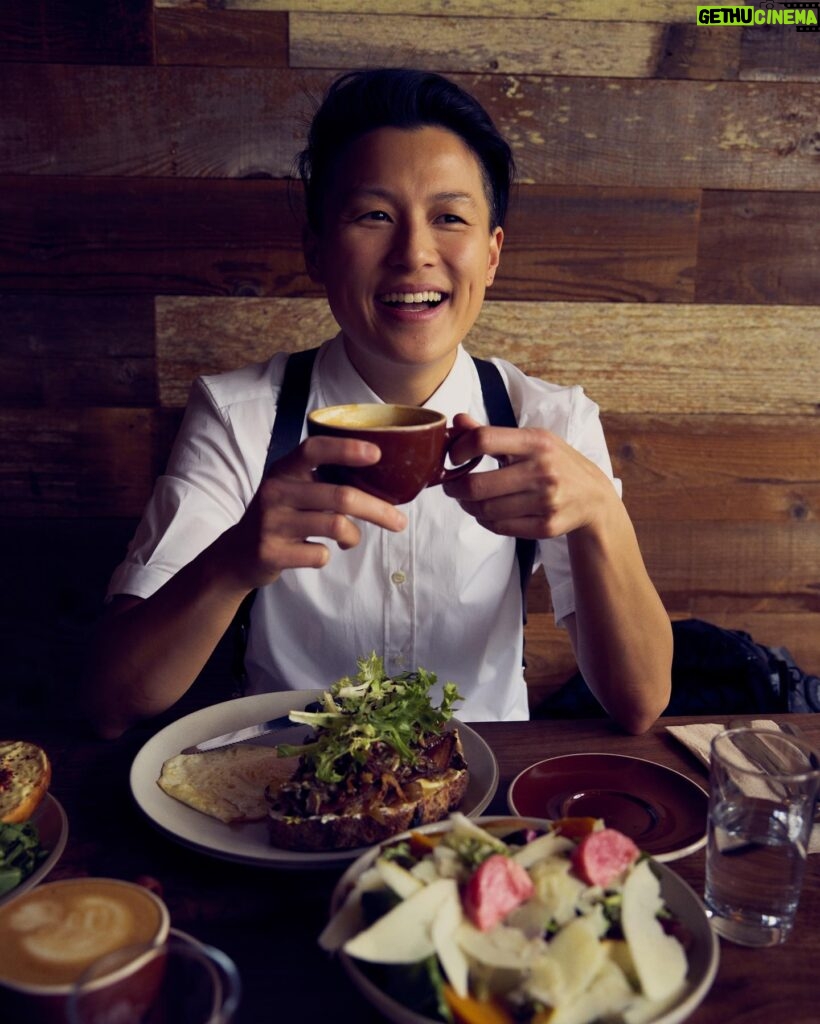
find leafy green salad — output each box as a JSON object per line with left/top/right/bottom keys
{"left": 278, "top": 651, "right": 462, "bottom": 784}
{"left": 320, "top": 814, "right": 693, "bottom": 1024}
{"left": 0, "top": 820, "right": 47, "bottom": 897}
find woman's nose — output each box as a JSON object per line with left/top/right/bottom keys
{"left": 387, "top": 219, "right": 435, "bottom": 269}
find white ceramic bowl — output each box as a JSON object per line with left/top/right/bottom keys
{"left": 329, "top": 815, "right": 720, "bottom": 1024}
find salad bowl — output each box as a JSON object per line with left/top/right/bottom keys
{"left": 324, "top": 815, "right": 719, "bottom": 1024}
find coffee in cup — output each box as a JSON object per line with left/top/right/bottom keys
{"left": 306, "top": 403, "right": 480, "bottom": 505}
{"left": 0, "top": 877, "right": 169, "bottom": 1024}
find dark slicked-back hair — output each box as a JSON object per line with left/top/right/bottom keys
{"left": 298, "top": 68, "right": 515, "bottom": 233}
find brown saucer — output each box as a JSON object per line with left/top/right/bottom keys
{"left": 507, "top": 753, "right": 708, "bottom": 861}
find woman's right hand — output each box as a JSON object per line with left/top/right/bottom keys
{"left": 215, "top": 435, "right": 408, "bottom": 591}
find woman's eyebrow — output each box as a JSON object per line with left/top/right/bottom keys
{"left": 343, "top": 186, "right": 479, "bottom": 207}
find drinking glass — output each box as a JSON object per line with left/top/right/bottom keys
{"left": 67, "top": 928, "right": 241, "bottom": 1024}
{"left": 705, "top": 726, "right": 820, "bottom": 946}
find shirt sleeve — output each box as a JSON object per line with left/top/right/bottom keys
{"left": 106, "top": 376, "right": 263, "bottom": 601}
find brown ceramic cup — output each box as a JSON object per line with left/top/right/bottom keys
{"left": 306, "top": 403, "right": 481, "bottom": 505}
{"left": 0, "top": 877, "right": 170, "bottom": 1024}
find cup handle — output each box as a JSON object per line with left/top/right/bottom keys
{"left": 430, "top": 427, "right": 482, "bottom": 487}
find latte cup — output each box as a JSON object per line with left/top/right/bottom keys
{"left": 0, "top": 877, "right": 170, "bottom": 1024}
{"left": 306, "top": 403, "right": 481, "bottom": 505}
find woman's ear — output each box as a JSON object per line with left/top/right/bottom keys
{"left": 486, "top": 226, "right": 504, "bottom": 287}
{"left": 303, "top": 226, "right": 324, "bottom": 283}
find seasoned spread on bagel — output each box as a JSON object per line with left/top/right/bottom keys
{"left": 266, "top": 653, "right": 469, "bottom": 852}
{"left": 0, "top": 740, "right": 51, "bottom": 825}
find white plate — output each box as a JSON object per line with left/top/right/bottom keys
{"left": 0, "top": 793, "right": 69, "bottom": 907}
{"left": 332, "top": 816, "right": 720, "bottom": 1024}
{"left": 130, "top": 691, "right": 499, "bottom": 870}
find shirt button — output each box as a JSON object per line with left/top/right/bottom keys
{"left": 391, "top": 570, "right": 407, "bottom": 585}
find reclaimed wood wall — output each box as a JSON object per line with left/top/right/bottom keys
{"left": 2, "top": 0, "right": 819, "bottom": 710}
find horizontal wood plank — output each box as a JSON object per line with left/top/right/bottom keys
{"left": 0, "top": 294, "right": 156, "bottom": 407}
{"left": 638, "top": 520, "right": 820, "bottom": 604}
{"left": 0, "top": 0, "right": 154, "bottom": 65}
{"left": 605, "top": 414, "right": 820, "bottom": 525}
{"left": 695, "top": 190, "right": 820, "bottom": 304}
{"left": 502, "top": 185, "right": 699, "bottom": 302}
{"left": 523, "top": 606, "right": 820, "bottom": 702}
{"left": 467, "top": 301, "right": 820, "bottom": 417}
{"left": 155, "top": 9, "right": 288, "bottom": 67}
{"left": 153, "top": 0, "right": 701, "bottom": 20}
{"left": 0, "top": 175, "right": 701, "bottom": 303}
{"left": 0, "top": 175, "right": 307, "bottom": 297}
{"left": 290, "top": 13, "right": 664, "bottom": 78}
{"left": 0, "top": 408, "right": 162, "bottom": 517}
{"left": 291, "top": 14, "right": 820, "bottom": 85}
{"left": 155, "top": 296, "right": 820, "bottom": 416}
{"left": 3, "top": 66, "right": 819, "bottom": 191}
{"left": 10, "top": 405, "right": 815, "bottom": 529}
{"left": 738, "top": 22, "right": 820, "bottom": 83}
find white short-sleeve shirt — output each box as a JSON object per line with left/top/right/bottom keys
{"left": 108, "top": 335, "right": 619, "bottom": 721}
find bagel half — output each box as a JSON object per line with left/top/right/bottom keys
{"left": 0, "top": 741, "right": 51, "bottom": 824}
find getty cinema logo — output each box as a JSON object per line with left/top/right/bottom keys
{"left": 697, "top": 3, "right": 819, "bottom": 28}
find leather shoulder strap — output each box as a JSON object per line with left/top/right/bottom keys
{"left": 472, "top": 357, "right": 537, "bottom": 611}
{"left": 263, "top": 346, "right": 320, "bottom": 474}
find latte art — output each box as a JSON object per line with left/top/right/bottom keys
{"left": 17, "top": 895, "right": 133, "bottom": 965}
{"left": 0, "top": 879, "right": 166, "bottom": 989}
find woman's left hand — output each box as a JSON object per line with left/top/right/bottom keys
{"left": 443, "top": 413, "right": 616, "bottom": 541}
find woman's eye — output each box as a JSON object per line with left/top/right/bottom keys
{"left": 359, "top": 210, "right": 390, "bottom": 222}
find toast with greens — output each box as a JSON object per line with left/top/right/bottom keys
{"left": 266, "top": 654, "right": 469, "bottom": 851}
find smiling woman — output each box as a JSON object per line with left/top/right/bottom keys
{"left": 85, "top": 67, "right": 672, "bottom": 741}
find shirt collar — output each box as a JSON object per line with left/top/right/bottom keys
{"left": 315, "top": 334, "right": 476, "bottom": 424}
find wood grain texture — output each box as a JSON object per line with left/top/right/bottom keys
{"left": 502, "top": 185, "right": 700, "bottom": 303}
{"left": 636, "top": 520, "right": 820, "bottom": 603}
{"left": 0, "top": 408, "right": 160, "bottom": 517}
{"left": 290, "top": 13, "right": 665, "bottom": 77}
{"left": 154, "top": 296, "right": 820, "bottom": 415}
{"left": 154, "top": 0, "right": 699, "bottom": 19}
{"left": 0, "top": 294, "right": 156, "bottom": 407}
{"left": 695, "top": 190, "right": 820, "bottom": 304}
{"left": 606, "top": 414, "right": 820, "bottom": 525}
{"left": 155, "top": 9, "right": 288, "bottom": 66}
{"left": 0, "top": 0, "right": 154, "bottom": 65}
{"left": 4, "top": 66, "right": 819, "bottom": 191}
{"left": 0, "top": 176, "right": 308, "bottom": 297}
{"left": 2, "top": 175, "right": 702, "bottom": 303}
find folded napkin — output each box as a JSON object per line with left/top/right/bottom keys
{"left": 666, "top": 720, "right": 820, "bottom": 854}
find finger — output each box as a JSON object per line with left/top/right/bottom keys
{"left": 448, "top": 423, "right": 552, "bottom": 468}
{"left": 267, "top": 436, "right": 382, "bottom": 480}
{"left": 258, "top": 473, "right": 407, "bottom": 535}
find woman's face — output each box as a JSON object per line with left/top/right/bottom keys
{"left": 306, "top": 125, "right": 503, "bottom": 403}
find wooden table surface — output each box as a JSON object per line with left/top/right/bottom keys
{"left": 5, "top": 703, "right": 819, "bottom": 1024}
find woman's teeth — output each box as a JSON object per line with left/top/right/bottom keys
{"left": 381, "top": 291, "right": 443, "bottom": 306}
